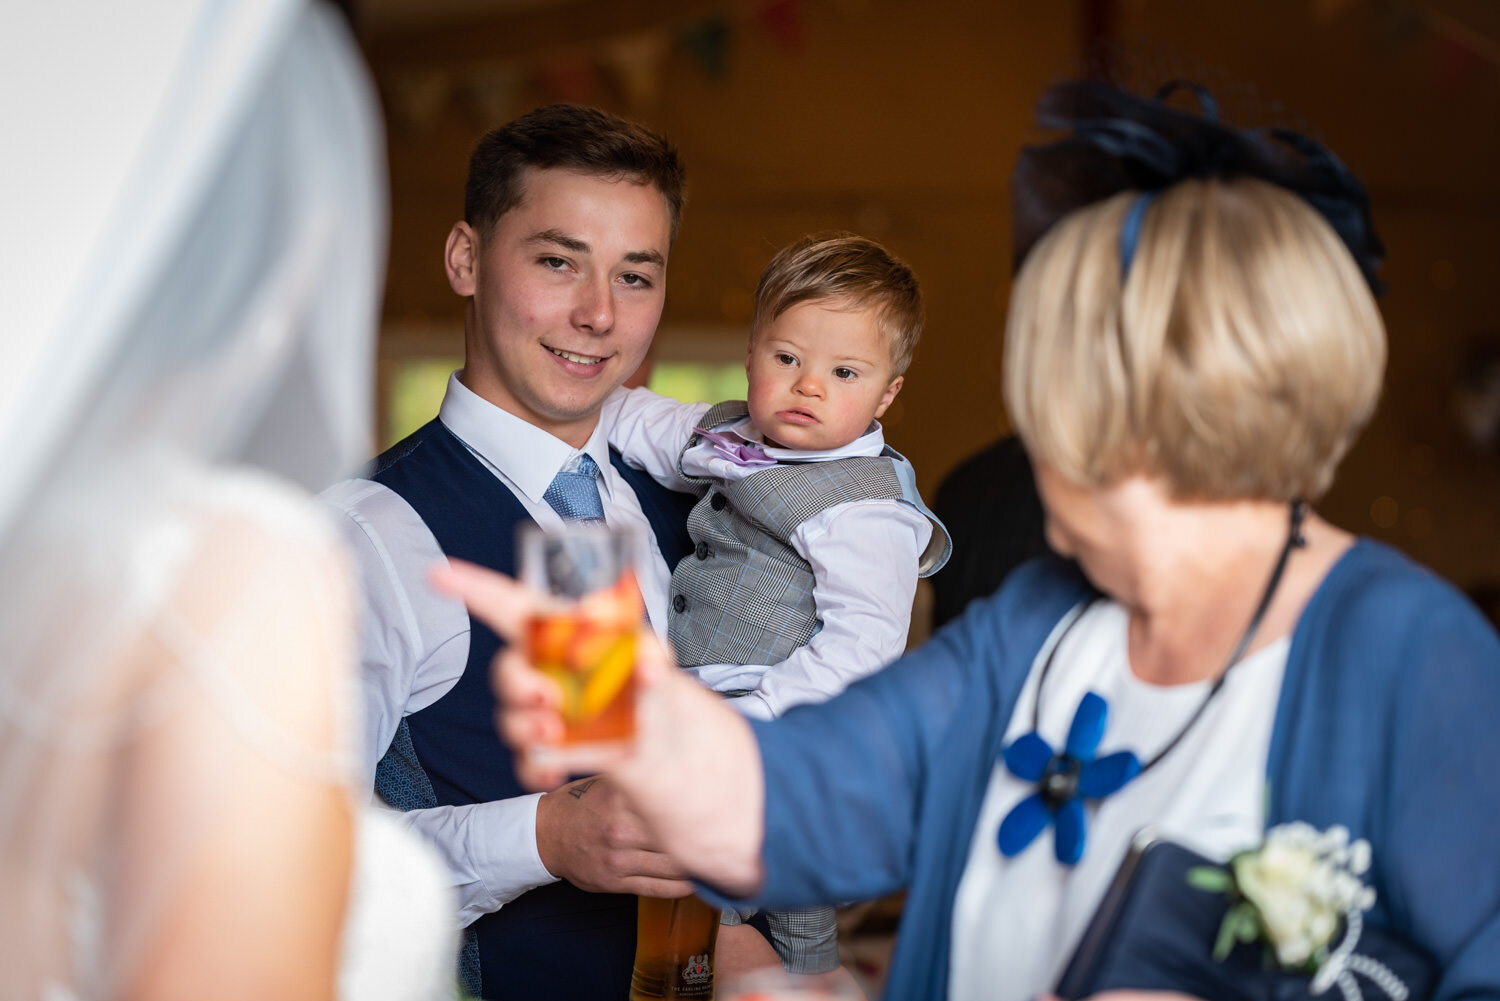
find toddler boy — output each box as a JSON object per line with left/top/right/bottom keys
{"left": 602, "top": 233, "right": 950, "bottom": 977}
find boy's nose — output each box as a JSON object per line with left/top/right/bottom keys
{"left": 793, "top": 373, "right": 823, "bottom": 397}
{"left": 572, "top": 275, "right": 614, "bottom": 333}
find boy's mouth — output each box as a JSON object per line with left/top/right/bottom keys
{"left": 777, "top": 408, "right": 818, "bottom": 425}
{"left": 545, "top": 345, "right": 607, "bottom": 366}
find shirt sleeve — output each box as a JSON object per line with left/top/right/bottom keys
{"left": 601, "top": 386, "right": 711, "bottom": 493}
{"left": 318, "top": 479, "right": 558, "bottom": 921}
{"left": 706, "top": 499, "right": 932, "bottom": 720}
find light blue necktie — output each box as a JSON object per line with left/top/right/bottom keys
{"left": 543, "top": 453, "right": 606, "bottom": 524}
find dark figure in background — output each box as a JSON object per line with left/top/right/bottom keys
{"left": 929, "top": 435, "right": 1051, "bottom": 628}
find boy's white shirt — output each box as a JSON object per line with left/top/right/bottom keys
{"left": 602, "top": 385, "right": 931, "bottom": 719}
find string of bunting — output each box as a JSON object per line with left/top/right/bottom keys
{"left": 383, "top": 0, "right": 836, "bottom": 134}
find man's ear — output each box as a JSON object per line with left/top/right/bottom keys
{"left": 445, "top": 222, "right": 478, "bottom": 296}
{"left": 873, "top": 374, "right": 904, "bottom": 419}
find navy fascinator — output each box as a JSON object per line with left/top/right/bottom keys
{"left": 1010, "top": 79, "right": 1387, "bottom": 294}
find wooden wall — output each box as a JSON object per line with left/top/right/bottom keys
{"left": 359, "top": 0, "right": 1500, "bottom": 590}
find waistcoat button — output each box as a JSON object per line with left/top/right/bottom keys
{"left": 710, "top": 492, "right": 728, "bottom": 511}
{"left": 695, "top": 541, "right": 712, "bottom": 560}
{"left": 673, "top": 593, "right": 688, "bottom": 613}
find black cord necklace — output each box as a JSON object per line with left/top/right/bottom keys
{"left": 996, "top": 499, "right": 1309, "bottom": 865}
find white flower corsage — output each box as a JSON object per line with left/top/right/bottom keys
{"left": 1189, "top": 822, "right": 1410, "bottom": 1001}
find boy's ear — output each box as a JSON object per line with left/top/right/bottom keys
{"left": 445, "top": 222, "right": 479, "bottom": 297}
{"left": 873, "top": 375, "right": 904, "bottom": 419}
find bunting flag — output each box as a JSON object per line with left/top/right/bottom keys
{"left": 604, "top": 32, "right": 669, "bottom": 111}
{"left": 1310, "top": 0, "right": 1362, "bottom": 23}
{"left": 460, "top": 64, "right": 521, "bottom": 127}
{"left": 756, "top": 0, "right": 804, "bottom": 52}
{"left": 536, "top": 50, "right": 598, "bottom": 104}
{"left": 1436, "top": 32, "right": 1479, "bottom": 93}
{"left": 386, "top": 67, "right": 453, "bottom": 135}
{"left": 681, "top": 15, "right": 733, "bottom": 79}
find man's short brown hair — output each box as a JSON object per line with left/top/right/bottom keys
{"left": 752, "top": 233, "right": 924, "bottom": 375}
{"left": 464, "top": 104, "right": 686, "bottom": 240}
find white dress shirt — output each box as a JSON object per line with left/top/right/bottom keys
{"left": 602, "top": 386, "right": 932, "bottom": 720}
{"left": 320, "top": 373, "right": 674, "bottom": 925}
{"left": 947, "top": 601, "right": 1287, "bottom": 1001}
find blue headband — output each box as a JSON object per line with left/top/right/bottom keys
{"left": 1118, "top": 191, "right": 1158, "bottom": 279}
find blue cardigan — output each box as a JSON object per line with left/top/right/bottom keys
{"left": 727, "top": 540, "right": 1500, "bottom": 1000}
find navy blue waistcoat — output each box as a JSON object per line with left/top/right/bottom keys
{"left": 369, "top": 419, "right": 695, "bottom": 1001}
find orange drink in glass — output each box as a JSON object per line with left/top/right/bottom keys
{"left": 519, "top": 525, "right": 643, "bottom": 764}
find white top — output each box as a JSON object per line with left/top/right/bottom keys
{"left": 948, "top": 601, "right": 1289, "bottom": 1001}
{"left": 602, "top": 385, "right": 932, "bottom": 720}
{"left": 319, "top": 373, "right": 675, "bottom": 925}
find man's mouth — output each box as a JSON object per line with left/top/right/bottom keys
{"left": 546, "top": 346, "right": 606, "bottom": 366}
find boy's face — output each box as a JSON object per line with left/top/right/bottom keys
{"left": 446, "top": 167, "right": 672, "bottom": 448}
{"left": 745, "top": 301, "right": 904, "bottom": 451}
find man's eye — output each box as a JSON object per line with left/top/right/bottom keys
{"left": 620, "top": 273, "right": 653, "bottom": 288}
{"left": 539, "top": 256, "right": 568, "bottom": 270}
{"left": 834, "top": 367, "right": 856, "bottom": 380}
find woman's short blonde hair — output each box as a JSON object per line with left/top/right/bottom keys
{"left": 1003, "top": 177, "right": 1386, "bottom": 501}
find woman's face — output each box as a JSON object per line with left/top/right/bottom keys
{"left": 1032, "top": 462, "right": 1157, "bottom": 603}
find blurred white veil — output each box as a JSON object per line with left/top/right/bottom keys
{"left": 0, "top": 0, "right": 387, "bottom": 995}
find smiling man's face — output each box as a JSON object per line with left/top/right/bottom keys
{"left": 447, "top": 166, "right": 672, "bottom": 447}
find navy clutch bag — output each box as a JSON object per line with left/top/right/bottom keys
{"left": 1055, "top": 832, "right": 1436, "bottom": 1001}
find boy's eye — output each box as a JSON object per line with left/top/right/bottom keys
{"left": 833, "top": 367, "right": 857, "bottom": 380}
{"left": 775, "top": 352, "right": 797, "bottom": 366}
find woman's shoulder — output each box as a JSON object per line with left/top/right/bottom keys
{"left": 1296, "top": 537, "right": 1500, "bottom": 680}
{"left": 1310, "top": 538, "right": 1494, "bottom": 638}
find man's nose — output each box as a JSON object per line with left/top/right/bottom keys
{"left": 572, "top": 275, "right": 615, "bottom": 334}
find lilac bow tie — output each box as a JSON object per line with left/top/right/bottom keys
{"left": 693, "top": 427, "right": 776, "bottom": 468}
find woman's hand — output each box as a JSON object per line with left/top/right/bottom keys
{"left": 432, "top": 558, "right": 768, "bottom": 898}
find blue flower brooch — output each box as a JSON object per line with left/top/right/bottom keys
{"left": 998, "top": 692, "right": 1141, "bottom": 864}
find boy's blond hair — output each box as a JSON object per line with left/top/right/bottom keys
{"left": 752, "top": 233, "right": 924, "bottom": 375}
{"left": 1004, "top": 177, "right": 1386, "bottom": 501}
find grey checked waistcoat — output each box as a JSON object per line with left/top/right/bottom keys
{"left": 667, "top": 401, "right": 951, "bottom": 668}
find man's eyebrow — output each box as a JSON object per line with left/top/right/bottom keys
{"left": 525, "top": 230, "right": 664, "bottom": 269}
{"left": 624, "top": 249, "right": 665, "bottom": 268}
{"left": 525, "top": 229, "right": 588, "bottom": 253}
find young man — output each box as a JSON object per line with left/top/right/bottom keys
{"left": 322, "top": 105, "right": 696, "bottom": 1001}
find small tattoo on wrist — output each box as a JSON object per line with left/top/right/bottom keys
{"left": 567, "top": 778, "right": 600, "bottom": 799}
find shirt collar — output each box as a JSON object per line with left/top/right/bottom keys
{"left": 725, "top": 415, "right": 887, "bottom": 462}
{"left": 438, "top": 372, "right": 614, "bottom": 505}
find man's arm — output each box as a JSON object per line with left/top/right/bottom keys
{"left": 695, "top": 499, "right": 931, "bottom": 719}
{"left": 602, "top": 386, "right": 711, "bottom": 492}
{"left": 322, "top": 479, "right": 690, "bottom": 923}
{"left": 321, "top": 480, "right": 556, "bottom": 921}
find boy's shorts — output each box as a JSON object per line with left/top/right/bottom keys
{"left": 721, "top": 904, "right": 839, "bottom": 974}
